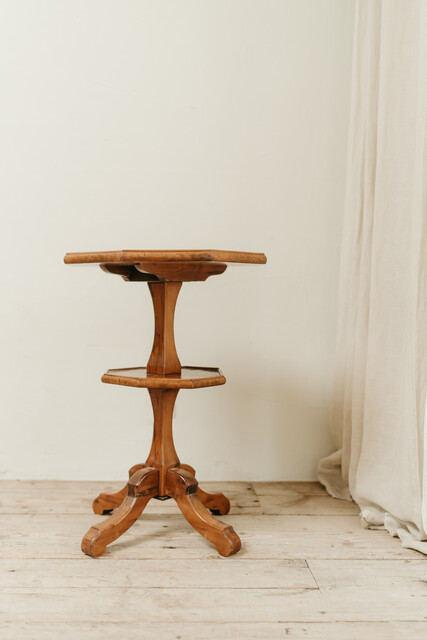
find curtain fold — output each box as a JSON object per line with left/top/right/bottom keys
{"left": 318, "top": 0, "right": 427, "bottom": 554}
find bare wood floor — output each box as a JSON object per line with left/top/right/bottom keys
{"left": 0, "top": 480, "right": 426, "bottom": 639}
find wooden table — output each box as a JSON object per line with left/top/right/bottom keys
{"left": 64, "top": 249, "right": 267, "bottom": 557}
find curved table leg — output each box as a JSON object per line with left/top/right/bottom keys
{"left": 167, "top": 468, "right": 240, "bottom": 557}
{"left": 179, "top": 463, "right": 230, "bottom": 515}
{"left": 179, "top": 463, "right": 196, "bottom": 475}
{"left": 197, "top": 487, "right": 230, "bottom": 515}
{"left": 82, "top": 467, "right": 159, "bottom": 558}
{"left": 92, "top": 463, "right": 145, "bottom": 515}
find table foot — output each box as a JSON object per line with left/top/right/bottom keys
{"left": 82, "top": 467, "right": 158, "bottom": 557}
{"left": 179, "top": 464, "right": 231, "bottom": 515}
{"left": 92, "top": 463, "right": 145, "bottom": 515}
{"left": 167, "top": 468, "right": 241, "bottom": 557}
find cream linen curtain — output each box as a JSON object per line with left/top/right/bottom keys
{"left": 318, "top": 0, "right": 427, "bottom": 553}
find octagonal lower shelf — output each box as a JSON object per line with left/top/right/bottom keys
{"left": 101, "top": 366, "right": 226, "bottom": 389}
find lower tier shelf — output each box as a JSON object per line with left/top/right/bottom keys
{"left": 101, "top": 366, "right": 226, "bottom": 389}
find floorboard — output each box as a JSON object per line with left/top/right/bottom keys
{"left": 0, "top": 480, "right": 425, "bottom": 639}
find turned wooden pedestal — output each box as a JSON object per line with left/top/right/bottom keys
{"left": 64, "top": 249, "right": 266, "bottom": 557}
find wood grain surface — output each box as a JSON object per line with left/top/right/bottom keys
{"left": 63, "top": 249, "right": 267, "bottom": 264}
{"left": 0, "top": 481, "right": 425, "bottom": 640}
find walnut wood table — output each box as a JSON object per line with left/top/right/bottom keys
{"left": 64, "top": 249, "right": 267, "bottom": 558}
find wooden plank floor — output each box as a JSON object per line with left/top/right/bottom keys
{"left": 0, "top": 480, "right": 426, "bottom": 639}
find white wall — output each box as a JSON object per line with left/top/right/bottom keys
{"left": 1, "top": 0, "right": 354, "bottom": 481}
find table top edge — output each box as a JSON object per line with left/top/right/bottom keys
{"left": 64, "top": 249, "right": 267, "bottom": 265}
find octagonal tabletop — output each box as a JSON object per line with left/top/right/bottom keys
{"left": 64, "top": 249, "right": 267, "bottom": 265}
{"left": 64, "top": 249, "right": 267, "bottom": 282}
{"left": 102, "top": 366, "right": 226, "bottom": 390}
